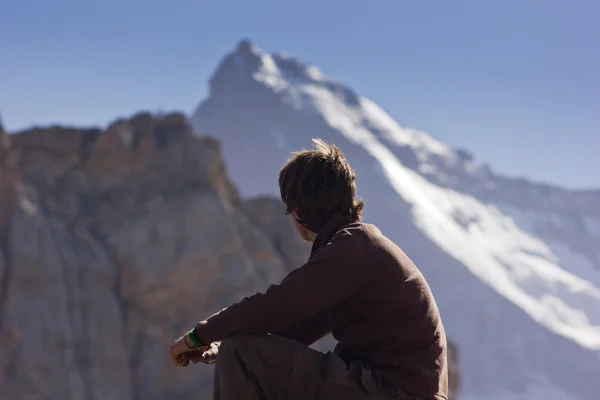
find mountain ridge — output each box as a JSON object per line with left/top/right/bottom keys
{"left": 0, "top": 113, "right": 307, "bottom": 399}
{"left": 195, "top": 39, "right": 600, "bottom": 208}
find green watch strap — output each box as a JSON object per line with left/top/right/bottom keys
{"left": 188, "top": 329, "right": 204, "bottom": 348}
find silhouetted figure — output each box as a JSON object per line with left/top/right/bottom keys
{"left": 170, "top": 139, "right": 448, "bottom": 400}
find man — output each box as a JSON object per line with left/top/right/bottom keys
{"left": 170, "top": 139, "right": 448, "bottom": 400}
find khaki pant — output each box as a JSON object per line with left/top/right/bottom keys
{"left": 213, "top": 334, "right": 416, "bottom": 400}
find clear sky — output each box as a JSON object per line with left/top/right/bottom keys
{"left": 2, "top": 0, "right": 599, "bottom": 189}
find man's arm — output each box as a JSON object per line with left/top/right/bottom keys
{"left": 193, "top": 229, "right": 364, "bottom": 345}
{"left": 272, "top": 311, "right": 331, "bottom": 346}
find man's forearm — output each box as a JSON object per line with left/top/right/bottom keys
{"left": 191, "top": 307, "right": 227, "bottom": 345}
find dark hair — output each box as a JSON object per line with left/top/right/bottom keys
{"left": 278, "top": 138, "right": 364, "bottom": 232}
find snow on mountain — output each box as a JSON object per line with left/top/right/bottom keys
{"left": 191, "top": 40, "right": 600, "bottom": 400}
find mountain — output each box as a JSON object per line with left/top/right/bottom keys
{"left": 192, "top": 40, "right": 600, "bottom": 400}
{"left": 0, "top": 114, "right": 309, "bottom": 399}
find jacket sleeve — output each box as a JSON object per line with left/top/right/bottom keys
{"left": 272, "top": 311, "right": 331, "bottom": 346}
{"left": 193, "top": 229, "right": 363, "bottom": 345}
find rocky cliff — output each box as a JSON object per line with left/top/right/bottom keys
{"left": 0, "top": 113, "right": 459, "bottom": 399}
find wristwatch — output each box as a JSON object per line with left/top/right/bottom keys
{"left": 187, "top": 328, "right": 206, "bottom": 348}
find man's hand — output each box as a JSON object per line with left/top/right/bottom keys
{"left": 190, "top": 341, "right": 220, "bottom": 365}
{"left": 170, "top": 333, "right": 208, "bottom": 367}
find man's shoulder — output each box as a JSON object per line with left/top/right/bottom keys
{"left": 336, "top": 220, "right": 380, "bottom": 234}
{"left": 343, "top": 223, "right": 414, "bottom": 268}
{"left": 336, "top": 221, "right": 385, "bottom": 243}
{"left": 311, "top": 222, "right": 370, "bottom": 261}
{"left": 326, "top": 221, "right": 389, "bottom": 254}
{"left": 331, "top": 221, "right": 372, "bottom": 243}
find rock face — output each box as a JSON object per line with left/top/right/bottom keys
{"left": 0, "top": 113, "right": 303, "bottom": 399}
{"left": 0, "top": 114, "right": 460, "bottom": 399}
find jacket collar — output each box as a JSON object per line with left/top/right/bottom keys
{"left": 310, "top": 213, "right": 355, "bottom": 255}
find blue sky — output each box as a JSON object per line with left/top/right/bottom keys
{"left": 2, "top": 0, "right": 599, "bottom": 189}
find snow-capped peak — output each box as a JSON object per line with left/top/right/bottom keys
{"left": 213, "top": 41, "right": 459, "bottom": 167}
{"left": 232, "top": 39, "right": 331, "bottom": 85}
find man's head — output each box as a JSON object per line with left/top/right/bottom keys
{"left": 278, "top": 138, "right": 364, "bottom": 241}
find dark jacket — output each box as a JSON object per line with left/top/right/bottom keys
{"left": 194, "top": 213, "right": 448, "bottom": 399}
